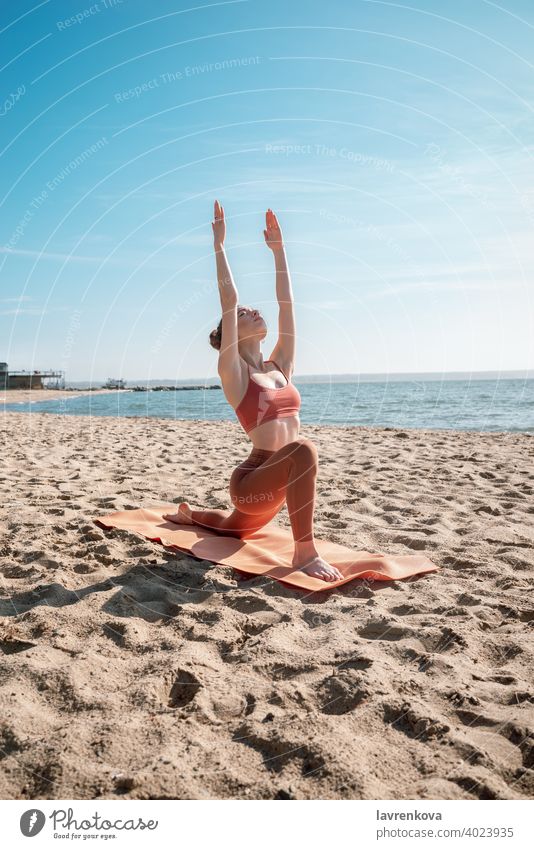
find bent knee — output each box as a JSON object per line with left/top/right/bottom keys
{"left": 286, "top": 437, "right": 318, "bottom": 466}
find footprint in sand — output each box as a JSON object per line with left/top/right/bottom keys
{"left": 474, "top": 504, "right": 501, "bottom": 516}
{"left": 73, "top": 562, "right": 97, "bottom": 574}
{"left": 91, "top": 543, "right": 115, "bottom": 563}
{"left": 0, "top": 635, "right": 37, "bottom": 655}
{"left": 316, "top": 672, "right": 370, "bottom": 714}
{"left": 166, "top": 669, "right": 202, "bottom": 708}
{"left": 0, "top": 724, "right": 24, "bottom": 758}
{"left": 424, "top": 626, "right": 468, "bottom": 653}
{"left": 335, "top": 654, "right": 373, "bottom": 672}
{"left": 383, "top": 699, "right": 450, "bottom": 741}
{"left": 389, "top": 603, "right": 421, "bottom": 616}
{"left": 358, "top": 618, "right": 414, "bottom": 641}
{"left": 301, "top": 608, "right": 334, "bottom": 628}
{"left": 20, "top": 583, "right": 80, "bottom": 609}
{"left": 456, "top": 593, "right": 481, "bottom": 606}
{"left": 232, "top": 721, "right": 326, "bottom": 777}
{"left": 265, "top": 661, "right": 319, "bottom": 680}
{"left": 1, "top": 563, "right": 40, "bottom": 579}
{"left": 21, "top": 757, "right": 63, "bottom": 798}
{"left": 224, "top": 594, "right": 275, "bottom": 615}
{"left": 80, "top": 526, "right": 105, "bottom": 542}
{"left": 189, "top": 609, "right": 222, "bottom": 626}
{"left": 244, "top": 693, "right": 256, "bottom": 716}
{"left": 102, "top": 621, "right": 127, "bottom": 647}
{"left": 448, "top": 774, "right": 510, "bottom": 800}
{"left": 111, "top": 592, "right": 182, "bottom": 623}
{"left": 441, "top": 554, "right": 482, "bottom": 571}
{"left": 389, "top": 534, "right": 429, "bottom": 551}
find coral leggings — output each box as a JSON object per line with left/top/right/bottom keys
{"left": 190, "top": 437, "right": 319, "bottom": 541}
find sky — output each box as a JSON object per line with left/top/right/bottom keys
{"left": 1, "top": 0, "right": 533, "bottom": 381}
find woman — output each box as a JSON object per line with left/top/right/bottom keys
{"left": 163, "top": 201, "right": 343, "bottom": 582}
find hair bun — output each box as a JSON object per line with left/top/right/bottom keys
{"left": 209, "top": 326, "right": 221, "bottom": 350}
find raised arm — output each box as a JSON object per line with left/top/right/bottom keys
{"left": 212, "top": 201, "right": 243, "bottom": 386}
{"left": 264, "top": 208, "right": 296, "bottom": 375}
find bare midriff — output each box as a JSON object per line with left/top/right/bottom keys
{"left": 246, "top": 414, "right": 301, "bottom": 451}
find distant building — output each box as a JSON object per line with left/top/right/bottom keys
{"left": 103, "top": 378, "right": 127, "bottom": 389}
{"left": 0, "top": 362, "right": 64, "bottom": 390}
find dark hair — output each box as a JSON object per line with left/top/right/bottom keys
{"left": 209, "top": 317, "right": 223, "bottom": 350}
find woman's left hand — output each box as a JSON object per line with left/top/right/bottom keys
{"left": 264, "top": 208, "right": 284, "bottom": 252}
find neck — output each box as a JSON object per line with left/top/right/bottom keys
{"left": 238, "top": 340, "right": 264, "bottom": 369}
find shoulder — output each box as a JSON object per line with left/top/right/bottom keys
{"left": 217, "top": 354, "right": 247, "bottom": 378}
{"left": 217, "top": 356, "right": 249, "bottom": 406}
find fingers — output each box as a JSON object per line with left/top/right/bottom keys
{"left": 265, "top": 208, "right": 281, "bottom": 237}
{"left": 267, "top": 208, "right": 279, "bottom": 227}
{"left": 214, "top": 199, "right": 224, "bottom": 220}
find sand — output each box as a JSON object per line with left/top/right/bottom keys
{"left": 1, "top": 400, "right": 533, "bottom": 800}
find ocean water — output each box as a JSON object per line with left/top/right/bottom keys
{"left": 3, "top": 378, "right": 533, "bottom": 433}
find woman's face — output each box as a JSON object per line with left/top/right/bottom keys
{"left": 237, "top": 305, "right": 267, "bottom": 342}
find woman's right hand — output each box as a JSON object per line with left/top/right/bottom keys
{"left": 212, "top": 199, "right": 226, "bottom": 247}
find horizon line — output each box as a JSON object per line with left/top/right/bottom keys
{"left": 62, "top": 368, "right": 534, "bottom": 384}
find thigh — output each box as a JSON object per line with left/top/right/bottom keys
{"left": 229, "top": 446, "right": 295, "bottom": 516}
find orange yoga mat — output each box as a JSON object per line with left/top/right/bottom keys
{"left": 94, "top": 504, "right": 439, "bottom": 593}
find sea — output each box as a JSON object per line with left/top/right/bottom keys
{"left": 3, "top": 372, "right": 533, "bottom": 433}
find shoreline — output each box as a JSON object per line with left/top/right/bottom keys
{"left": 2, "top": 407, "right": 532, "bottom": 438}
{"left": 0, "top": 388, "right": 123, "bottom": 405}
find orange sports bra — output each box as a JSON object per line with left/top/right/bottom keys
{"left": 234, "top": 358, "right": 301, "bottom": 434}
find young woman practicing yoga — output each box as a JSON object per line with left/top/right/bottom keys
{"left": 163, "top": 201, "right": 343, "bottom": 583}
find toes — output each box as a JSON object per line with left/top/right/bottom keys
{"left": 163, "top": 512, "right": 181, "bottom": 523}
{"left": 321, "top": 569, "right": 343, "bottom": 582}
{"left": 297, "top": 560, "right": 343, "bottom": 582}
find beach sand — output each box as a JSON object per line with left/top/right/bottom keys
{"left": 1, "top": 403, "right": 533, "bottom": 800}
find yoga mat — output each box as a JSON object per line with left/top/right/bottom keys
{"left": 94, "top": 504, "right": 439, "bottom": 593}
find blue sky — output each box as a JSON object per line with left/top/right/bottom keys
{"left": 1, "top": 0, "right": 533, "bottom": 381}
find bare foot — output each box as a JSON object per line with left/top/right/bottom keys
{"left": 162, "top": 502, "right": 194, "bottom": 525}
{"left": 294, "top": 555, "right": 344, "bottom": 583}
